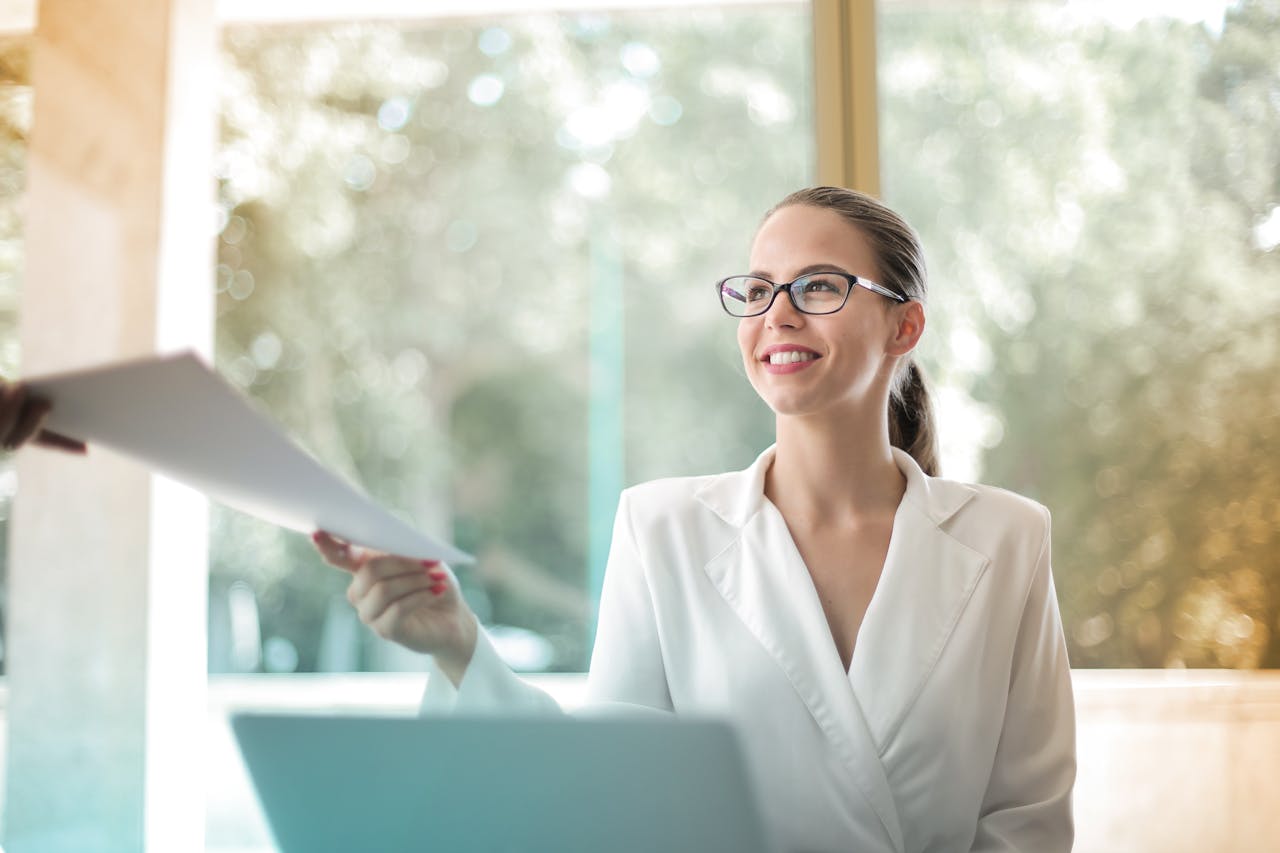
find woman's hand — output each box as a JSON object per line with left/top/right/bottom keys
{"left": 0, "top": 379, "right": 87, "bottom": 453}
{"left": 311, "top": 530, "right": 478, "bottom": 685}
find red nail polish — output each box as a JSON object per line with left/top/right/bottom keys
{"left": 421, "top": 559, "right": 439, "bottom": 567}
{"left": 430, "top": 585, "right": 445, "bottom": 595}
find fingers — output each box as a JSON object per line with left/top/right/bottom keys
{"left": 369, "top": 586, "right": 442, "bottom": 643}
{"left": 4, "top": 393, "right": 46, "bottom": 451}
{"left": 34, "top": 429, "right": 88, "bottom": 454}
{"left": 352, "top": 568, "right": 442, "bottom": 627}
{"left": 426, "top": 566, "right": 449, "bottom": 596}
{"left": 0, "top": 383, "right": 29, "bottom": 448}
{"left": 313, "top": 532, "right": 453, "bottom": 639}
{"left": 0, "top": 385, "right": 87, "bottom": 454}
{"left": 312, "top": 530, "right": 364, "bottom": 572}
{"left": 346, "top": 554, "right": 443, "bottom": 602}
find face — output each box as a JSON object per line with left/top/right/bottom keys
{"left": 737, "top": 204, "right": 922, "bottom": 419}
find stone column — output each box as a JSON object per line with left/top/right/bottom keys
{"left": 4, "top": 0, "right": 215, "bottom": 850}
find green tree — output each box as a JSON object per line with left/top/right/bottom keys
{"left": 213, "top": 10, "right": 807, "bottom": 671}
{"left": 881, "top": 0, "right": 1280, "bottom": 667}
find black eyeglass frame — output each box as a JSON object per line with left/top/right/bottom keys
{"left": 716, "top": 271, "right": 908, "bottom": 318}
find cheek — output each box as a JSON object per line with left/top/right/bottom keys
{"left": 830, "top": 313, "right": 882, "bottom": 357}
{"left": 736, "top": 319, "right": 755, "bottom": 362}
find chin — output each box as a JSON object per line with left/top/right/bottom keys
{"left": 771, "top": 402, "right": 825, "bottom": 419}
{"left": 756, "top": 389, "right": 825, "bottom": 418}
{"left": 748, "top": 379, "right": 804, "bottom": 416}
{"left": 753, "top": 375, "right": 872, "bottom": 420}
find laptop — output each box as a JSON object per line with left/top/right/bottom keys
{"left": 231, "top": 712, "right": 778, "bottom": 853}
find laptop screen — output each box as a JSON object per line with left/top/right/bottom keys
{"left": 232, "top": 712, "right": 777, "bottom": 853}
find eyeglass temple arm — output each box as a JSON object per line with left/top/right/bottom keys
{"left": 857, "top": 278, "right": 908, "bottom": 302}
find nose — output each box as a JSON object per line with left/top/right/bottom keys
{"left": 764, "top": 285, "right": 804, "bottom": 329}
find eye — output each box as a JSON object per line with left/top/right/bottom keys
{"left": 798, "top": 275, "right": 841, "bottom": 294}
{"left": 745, "top": 284, "right": 773, "bottom": 303}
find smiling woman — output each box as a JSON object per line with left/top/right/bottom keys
{"left": 322, "top": 185, "right": 1076, "bottom": 852}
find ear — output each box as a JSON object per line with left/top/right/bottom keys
{"left": 886, "top": 300, "right": 925, "bottom": 357}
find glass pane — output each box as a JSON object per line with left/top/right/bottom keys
{"left": 879, "top": 0, "right": 1280, "bottom": 668}
{"left": 211, "top": 6, "right": 812, "bottom": 677}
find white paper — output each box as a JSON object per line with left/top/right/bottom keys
{"left": 28, "top": 351, "right": 473, "bottom": 564}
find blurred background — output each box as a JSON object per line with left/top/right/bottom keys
{"left": 0, "top": 0, "right": 1277, "bottom": 850}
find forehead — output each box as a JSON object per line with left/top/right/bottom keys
{"left": 749, "top": 204, "right": 880, "bottom": 280}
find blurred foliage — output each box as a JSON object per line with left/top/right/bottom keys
{"left": 0, "top": 3, "right": 1276, "bottom": 675}
{"left": 881, "top": 0, "right": 1280, "bottom": 667}
{"left": 211, "top": 9, "right": 808, "bottom": 671}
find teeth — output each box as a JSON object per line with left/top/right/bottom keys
{"left": 768, "top": 351, "right": 816, "bottom": 365}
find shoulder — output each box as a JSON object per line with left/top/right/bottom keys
{"left": 614, "top": 471, "right": 741, "bottom": 559}
{"left": 619, "top": 473, "right": 722, "bottom": 523}
{"left": 941, "top": 478, "right": 1052, "bottom": 568}
{"left": 961, "top": 480, "right": 1051, "bottom": 529}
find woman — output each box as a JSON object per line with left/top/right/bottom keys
{"left": 313, "top": 187, "right": 1076, "bottom": 852}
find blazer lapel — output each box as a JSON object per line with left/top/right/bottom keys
{"left": 849, "top": 468, "right": 990, "bottom": 751}
{"left": 697, "top": 447, "right": 907, "bottom": 853}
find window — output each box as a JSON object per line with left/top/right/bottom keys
{"left": 879, "top": 0, "right": 1280, "bottom": 668}
{"left": 211, "top": 6, "right": 813, "bottom": 676}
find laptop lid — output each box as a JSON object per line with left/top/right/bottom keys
{"left": 231, "top": 712, "right": 776, "bottom": 853}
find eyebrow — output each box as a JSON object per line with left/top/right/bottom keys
{"left": 747, "top": 263, "right": 851, "bottom": 280}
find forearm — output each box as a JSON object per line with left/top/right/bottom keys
{"left": 432, "top": 608, "right": 479, "bottom": 689}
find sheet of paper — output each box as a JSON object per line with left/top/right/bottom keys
{"left": 28, "top": 351, "right": 473, "bottom": 564}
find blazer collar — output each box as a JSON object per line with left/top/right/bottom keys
{"left": 696, "top": 444, "right": 987, "bottom": 853}
{"left": 694, "top": 443, "right": 978, "bottom": 528}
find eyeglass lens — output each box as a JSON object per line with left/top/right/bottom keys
{"left": 719, "top": 274, "right": 850, "bottom": 317}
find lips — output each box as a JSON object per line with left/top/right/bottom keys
{"left": 759, "top": 344, "right": 821, "bottom": 364}
{"left": 759, "top": 344, "right": 821, "bottom": 375}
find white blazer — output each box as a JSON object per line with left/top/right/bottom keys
{"left": 423, "top": 445, "right": 1076, "bottom": 853}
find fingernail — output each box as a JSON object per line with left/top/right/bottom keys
{"left": 421, "top": 559, "right": 439, "bottom": 567}
{"left": 430, "top": 584, "right": 445, "bottom": 595}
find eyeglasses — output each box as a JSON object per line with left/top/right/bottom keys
{"left": 716, "top": 272, "right": 906, "bottom": 318}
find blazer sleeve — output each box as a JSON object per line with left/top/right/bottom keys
{"left": 419, "top": 624, "right": 563, "bottom": 715}
{"left": 420, "top": 490, "right": 673, "bottom": 717}
{"left": 583, "top": 489, "right": 674, "bottom": 711}
{"left": 971, "top": 505, "right": 1077, "bottom": 852}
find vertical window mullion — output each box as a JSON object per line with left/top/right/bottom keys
{"left": 812, "top": 0, "right": 879, "bottom": 195}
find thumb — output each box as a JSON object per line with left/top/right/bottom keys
{"left": 312, "top": 530, "right": 365, "bottom": 572}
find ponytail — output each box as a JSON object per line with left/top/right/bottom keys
{"left": 889, "top": 359, "right": 940, "bottom": 477}
{"left": 765, "top": 187, "right": 940, "bottom": 475}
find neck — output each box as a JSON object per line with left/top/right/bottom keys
{"left": 765, "top": 403, "right": 906, "bottom": 527}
